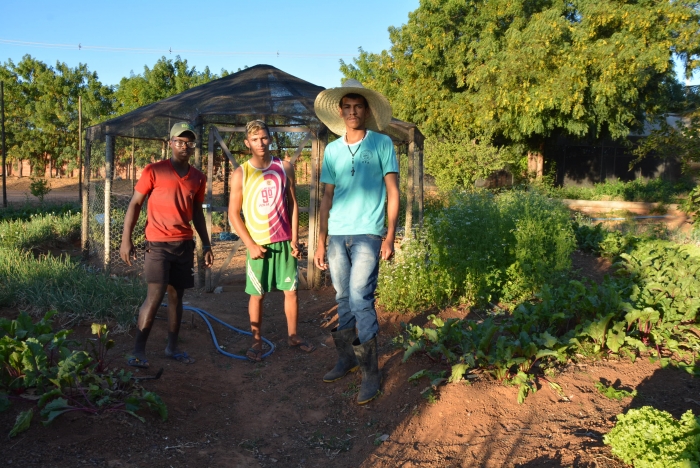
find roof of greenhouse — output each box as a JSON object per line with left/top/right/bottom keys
{"left": 86, "top": 64, "right": 420, "bottom": 144}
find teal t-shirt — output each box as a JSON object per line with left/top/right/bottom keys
{"left": 320, "top": 130, "right": 398, "bottom": 236}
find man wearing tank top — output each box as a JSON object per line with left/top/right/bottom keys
{"left": 228, "top": 120, "right": 316, "bottom": 362}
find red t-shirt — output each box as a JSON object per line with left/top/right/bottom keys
{"left": 135, "top": 159, "right": 207, "bottom": 242}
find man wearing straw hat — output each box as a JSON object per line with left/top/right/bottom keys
{"left": 313, "top": 79, "right": 399, "bottom": 405}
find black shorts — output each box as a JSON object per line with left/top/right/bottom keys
{"left": 143, "top": 240, "right": 195, "bottom": 289}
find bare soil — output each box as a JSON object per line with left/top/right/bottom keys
{"left": 1, "top": 250, "right": 698, "bottom": 468}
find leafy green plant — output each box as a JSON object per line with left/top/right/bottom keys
{"left": 0, "top": 311, "right": 167, "bottom": 437}
{"left": 594, "top": 382, "right": 638, "bottom": 400}
{"left": 604, "top": 406, "right": 700, "bottom": 467}
{"left": 397, "top": 235, "right": 700, "bottom": 403}
{"left": 680, "top": 186, "right": 700, "bottom": 225}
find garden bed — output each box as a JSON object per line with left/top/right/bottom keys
{"left": 0, "top": 249, "right": 697, "bottom": 467}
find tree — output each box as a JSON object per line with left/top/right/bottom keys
{"left": 114, "top": 56, "right": 224, "bottom": 116}
{"left": 0, "top": 55, "right": 113, "bottom": 176}
{"left": 632, "top": 86, "right": 700, "bottom": 172}
{"left": 341, "top": 0, "right": 700, "bottom": 184}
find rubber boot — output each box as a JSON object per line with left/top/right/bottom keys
{"left": 353, "top": 336, "right": 381, "bottom": 405}
{"left": 323, "top": 327, "right": 360, "bottom": 383}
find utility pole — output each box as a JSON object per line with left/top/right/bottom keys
{"left": 1, "top": 81, "right": 7, "bottom": 208}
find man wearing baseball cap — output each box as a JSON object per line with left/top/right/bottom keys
{"left": 120, "top": 122, "right": 214, "bottom": 368}
{"left": 313, "top": 80, "right": 399, "bottom": 405}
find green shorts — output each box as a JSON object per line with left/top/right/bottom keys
{"left": 246, "top": 241, "right": 298, "bottom": 296}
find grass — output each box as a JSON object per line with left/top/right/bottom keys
{"left": 0, "top": 210, "right": 81, "bottom": 250}
{"left": 0, "top": 201, "right": 80, "bottom": 223}
{"left": 0, "top": 203, "right": 146, "bottom": 331}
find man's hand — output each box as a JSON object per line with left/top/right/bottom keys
{"left": 314, "top": 244, "right": 328, "bottom": 270}
{"left": 248, "top": 244, "right": 267, "bottom": 260}
{"left": 120, "top": 239, "right": 135, "bottom": 266}
{"left": 380, "top": 238, "right": 395, "bottom": 261}
{"left": 203, "top": 249, "right": 214, "bottom": 268}
{"left": 290, "top": 240, "right": 302, "bottom": 260}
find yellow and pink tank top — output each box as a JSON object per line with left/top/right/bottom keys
{"left": 241, "top": 157, "right": 292, "bottom": 245}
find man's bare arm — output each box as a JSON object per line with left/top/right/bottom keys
{"left": 381, "top": 172, "right": 399, "bottom": 261}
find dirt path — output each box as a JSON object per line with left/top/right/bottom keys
{"left": 2, "top": 254, "right": 698, "bottom": 468}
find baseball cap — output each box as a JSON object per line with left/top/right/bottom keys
{"left": 170, "top": 122, "right": 197, "bottom": 140}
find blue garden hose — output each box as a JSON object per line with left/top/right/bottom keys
{"left": 162, "top": 304, "right": 275, "bottom": 360}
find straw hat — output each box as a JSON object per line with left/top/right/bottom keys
{"left": 314, "top": 79, "right": 392, "bottom": 136}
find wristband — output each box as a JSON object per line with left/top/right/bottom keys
{"left": 202, "top": 245, "right": 212, "bottom": 251}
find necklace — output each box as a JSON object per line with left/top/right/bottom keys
{"left": 346, "top": 131, "right": 367, "bottom": 177}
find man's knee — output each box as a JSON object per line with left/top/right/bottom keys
{"left": 249, "top": 293, "right": 265, "bottom": 302}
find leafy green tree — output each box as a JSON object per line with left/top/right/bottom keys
{"left": 632, "top": 86, "right": 700, "bottom": 172}
{"left": 341, "top": 0, "right": 700, "bottom": 186}
{"left": 1, "top": 55, "right": 113, "bottom": 176}
{"left": 114, "top": 56, "right": 223, "bottom": 116}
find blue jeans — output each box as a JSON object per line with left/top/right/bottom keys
{"left": 327, "top": 235, "right": 382, "bottom": 344}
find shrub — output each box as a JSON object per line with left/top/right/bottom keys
{"left": 376, "top": 233, "right": 455, "bottom": 312}
{"left": 378, "top": 190, "right": 576, "bottom": 312}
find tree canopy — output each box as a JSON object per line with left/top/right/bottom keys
{"left": 0, "top": 55, "right": 230, "bottom": 175}
{"left": 114, "top": 56, "right": 227, "bottom": 116}
{"left": 1, "top": 55, "right": 113, "bottom": 175}
{"left": 340, "top": 0, "right": 700, "bottom": 186}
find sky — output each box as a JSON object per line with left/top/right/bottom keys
{"left": 0, "top": 0, "right": 419, "bottom": 89}
{"left": 0, "top": 0, "right": 697, "bottom": 89}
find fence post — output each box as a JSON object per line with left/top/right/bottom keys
{"left": 104, "top": 135, "right": 114, "bottom": 272}
{"left": 417, "top": 132, "right": 424, "bottom": 227}
{"left": 81, "top": 137, "right": 91, "bottom": 260}
{"left": 307, "top": 128, "right": 327, "bottom": 289}
{"left": 405, "top": 128, "right": 415, "bottom": 238}
{"left": 1, "top": 81, "right": 6, "bottom": 208}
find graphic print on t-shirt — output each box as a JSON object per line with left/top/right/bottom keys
{"left": 241, "top": 158, "right": 292, "bottom": 245}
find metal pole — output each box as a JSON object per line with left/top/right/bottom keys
{"left": 104, "top": 135, "right": 114, "bottom": 271}
{"left": 78, "top": 95, "right": 82, "bottom": 202}
{"left": 1, "top": 81, "right": 7, "bottom": 207}
{"left": 202, "top": 125, "right": 212, "bottom": 291}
